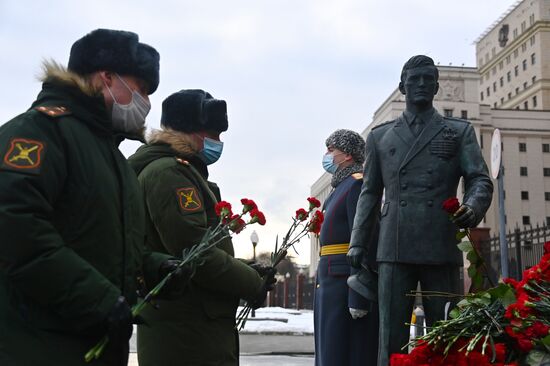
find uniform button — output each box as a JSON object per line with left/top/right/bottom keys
{"left": 316, "top": 284, "right": 320, "bottom": 288}
{"left": 427, "top": 200, "right": 433, "bottom": 207}
{"left": 401, "top": 183, "right": 408, "bottom": 190}
{"left": 400, "top": 200, "right": 407, "bottom": 207}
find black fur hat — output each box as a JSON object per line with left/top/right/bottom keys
{"left": 161, "top": 89, "right": 228, "bottom": 133}
{"left": 325, "top": 129, "right": 365, "bottom": 164}
{"left": 68, "top": 29, "right": 160, "bottom": 94}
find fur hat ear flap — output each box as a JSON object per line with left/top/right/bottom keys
{"left": 68, "top": 28, "right": 160, "bottom": 94}
{"left": 161, "top": 89, "right": 228, "bottom": 133}
{"left": 203, "top": 99, "right": 228, "bottom": 132}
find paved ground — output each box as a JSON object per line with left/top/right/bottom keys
{"left": 129, "top": 333, "right": 314, "bottom": 365}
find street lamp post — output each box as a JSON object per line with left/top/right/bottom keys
{"left": 250, "top": 231, "right": 259, "bottom": 317}
{"left": 250, "top": 230, "right": 259, "bottom": 262}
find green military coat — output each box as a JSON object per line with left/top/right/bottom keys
{"left": 128, "top": 130, "right": 263, "bottom": 366}
{"left": 0, "top": 64, "right": 168, "bottom": 365}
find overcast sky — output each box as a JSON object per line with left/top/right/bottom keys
{"left": 0, "top": 0, "right": 515, "bottom": 265}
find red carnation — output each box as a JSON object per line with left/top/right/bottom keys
{"left": 228, "top": 214, "right": 246, "bottom": 234}
{"left": 442, "top": 197, "right": 460, "bottom": 214}
{"left": 307, "top": 197, "right": 321, "bottom": 210}
{"left": 249, "top": 208, "right": 266, "bottom": 226}
{"left": 295, "top": 208, "right": 308, "bottom": 221}
{"left": 308, "top": 210, "right": 324, "bottom": 235}
{"left": 240, "top": 198, "right": 257, "bottom": 214}
{"left": 544, "top": 241, "right": 550, "bottom": 254}
{"left": 215, "top": 201, "right": 232, "bottom": 219}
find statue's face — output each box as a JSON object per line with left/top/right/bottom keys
{"left": 400, "top": 66, "right": 439, "bottom": 106}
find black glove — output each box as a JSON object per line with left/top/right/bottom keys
{"left": 249, "top": 262, "right": 275, "bottom": 277}
{"left": 103, "top": 296, "right": 133, "bottom": 366}
{"left": 347, "top": 246, "right": 366, "bottom": 268}
{"left": 452, "top": 204, "right": 476, "bottom": 228}
{"left": 157, "top": 259, "right": 193, "bottom": 299}
{"left": 249, "top": 268, "right": 277, "bottom": 310}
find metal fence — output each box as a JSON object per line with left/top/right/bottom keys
{"left": 485, "top": 224, "right": 548, "bottom": 280}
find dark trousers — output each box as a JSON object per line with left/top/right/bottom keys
{"left": 377, "top": 262, "right": 460, "bottom": 366}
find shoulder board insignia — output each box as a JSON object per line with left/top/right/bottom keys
{"left": 352, "top": 173, "right": 363, "bottom": 180}
{"left": 175, "top": 157, "right": 189, "bottom": 166}
{"left": 34, "top": 106, "right": 71, "bottom": 118}
{"left": 443, "top": 116, "right": 468, "bottom": 123}
{"left": 372, "top": 120, "right": 394, "bottom": 130}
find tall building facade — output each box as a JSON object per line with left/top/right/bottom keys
{"left": 477, "top": 0, "right": 550, "bottom": 110}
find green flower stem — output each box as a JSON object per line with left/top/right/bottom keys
{"left": 464, "top": 230, "right": 495, "bottom": 288}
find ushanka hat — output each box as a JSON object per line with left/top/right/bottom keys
{"left": 161, "top": 89, "right": 228, "bottom": 133}
{"left": 325, "top": 129, "right": 365, "bottom": 164}
{"left": 68, "top": 29, "right": 160, "bottom": 94}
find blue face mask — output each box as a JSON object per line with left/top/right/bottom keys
{"left": 199, "top": 137, "right": 224, "bottom": 165}
{"left": 322, "top": 153, "right": 338, "bottom": 174}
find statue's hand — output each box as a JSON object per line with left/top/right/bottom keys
{"left": 452, "top": 204, "right": 476, "bottom": 228}
{"left": 347, "top": 246, "right": 366, "bottom": 268}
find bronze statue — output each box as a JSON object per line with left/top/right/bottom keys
{"left": 347, "top": 55, "right": 493, "bottom": 365}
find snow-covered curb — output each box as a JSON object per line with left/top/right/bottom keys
{"left": 237, "top": 307, "right": 314, "bottom": 335}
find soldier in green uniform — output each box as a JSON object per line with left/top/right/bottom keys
{"left": 128, "top": 89, "right": 273, "bottom": 366}
{"left": 0, "top": 29, "right": 190, "bottom": 366}
{"left": 347, "top": 55, "right": 493, "bottom": 365}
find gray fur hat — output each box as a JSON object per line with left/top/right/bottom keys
{"left": 325, "top": 129, "right": 365, "bottom": 164}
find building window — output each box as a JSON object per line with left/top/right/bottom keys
{"left": 531, "top": 53, "right": 536, "bottom": 65}
{"left": 533, "top": 96, "right": 538, "bottom": 108}
{"left": 461, "top": 110, "right": 468, "bottom": 119}
{"left": 513, "top": 28, "right": 518, "bottom": 39}
{"left": 523, "top": 216, "right": 531, "bottom": 226}
{"left": 514, "top": 49, "right": 519, "bottom": 58}
{"left": 524, "top": 82, "right": 528, "bottom": 90}
{"left": 492, "top": 67, "right": 496, "bottom": 75}
{"left": 521, "top": 191, "right": 529, "bottom": 200}
{"left": 500, "top": 97, "right": 504, "bottom": 104}
{"left": 444, "top": 109, "right": 453, "bottom": 117}
{"left": 487, "top": 87, "right": 490, "bottom": 97}
{"left": 480, "top": 92, "right": 484, "bottom": 101}
{"left": 530, "top": 14, "right": 535, "bottom": 25}
{"left": 516, "top": 87, "right": 519, "bottom": 95}
{"left": 508, "top": 92, "right": 512, "bottom": 100}
{"left": 523, "top": 59, "right": 527, "bottom": 70}
{"left": 547, "top": 217, "right": 550, "bottom": 226}
{"left": 533, "top": 76, "right": 537, "bottom": 84}
{"left": 522, "top": 42, "right": 527, "bottom": 52}
{"left": 544, "top": 168, "right": 550, "bottom": 176}
{"left": 507, "top": 71, "right": 511, "bottom": 82}
{"left": 493, "top": 82, "right": 497, "bottom": 92}
{"left": 515, "top": 65, "right": 519, "bottom": 76}
{"left": 519, "top": 143, "right": 527, "bottom": 152}
{"left": 480, "top": 134, "right": 484, "bottom": 148}
{"left": 530, "top": 34, "right": 535, "bottom": 45}
{"left": 503, "top": 189, "right": 506, "bottom": 198}
{"left": 500, "top": 77, "right": 504, "bottom": 87}
{"left": 520, "top": 166, "right": 528, "bottom": 175}
{"left": 494, "top": 102, "right": 498, "bottom": 109}
{"left": 521, "top": 21, "right": 526, "bottom": 32}
{"left": 524, "top": 101, "right": 529, "bottom": 110}
{"left": 543, "top": 143, "right": 550, "bottom": 153}
{"left": 499, "top": 61, "right": 503, "bottom": 70}
{"left": 506, "top": 55, "right": 511, "bottom": 64}
{"left": 545, "top": 192, "right": 550, "bottom": 201}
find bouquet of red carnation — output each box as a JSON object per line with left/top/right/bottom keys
{"left": 235, "top": 196, "right": 324, "bottom": 329}
{"left": 85, "top": 198, "right": 265, "bottom": 362}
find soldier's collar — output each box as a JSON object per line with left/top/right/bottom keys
{"left": 404, "top": 108, "right": 435, "bottom": 125}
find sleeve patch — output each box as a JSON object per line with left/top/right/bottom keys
{"left": 34, "top": 105, "right": 71, "bottom": 117}
{"left": 1, "top": 138, "right": 45, "bottom": 174}
{"left": 176, "top": 187, "right": 202, "bottom": 211}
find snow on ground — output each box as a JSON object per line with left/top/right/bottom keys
{"left": 238, "top": 307, "right": 314, "bottom": 335}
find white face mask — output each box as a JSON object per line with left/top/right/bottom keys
{"left": 106, "top": 74, "right": 151, "bottom": 133}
